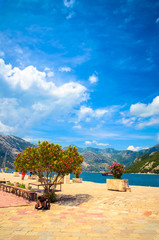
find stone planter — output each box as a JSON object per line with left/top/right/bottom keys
{"left": 13, "top": 172, "right": 19, "bottom": 177}
{"left": 72, "top": 178, "right": 82, "bottom": 183}
{"left": 107, "top": 179, "right": 129, "bottom": 192}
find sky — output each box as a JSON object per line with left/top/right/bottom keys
{"left": 0, "top": 0, "right": 159, "bottom": 151}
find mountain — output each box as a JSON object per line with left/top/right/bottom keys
{"left": 0, "top": 134, "right": 36, "bottom": 168}
{"left": 0, "top": 133, "right": 159, "bottom": 173}
{"left": 125, "top": 150, "right": 159, "bottom": 174}
{"left": 78, "top": 144, "right": 159, "bottom": 172}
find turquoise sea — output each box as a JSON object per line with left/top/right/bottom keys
{"left": 6, "top": 169, "right": 159, "bottom": 187}
{"left": 71, "top": 172, "right": 159, "bottom": 187}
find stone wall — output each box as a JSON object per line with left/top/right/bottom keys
{"left": 107, "top": 179, "right": 129, "bottom": 192}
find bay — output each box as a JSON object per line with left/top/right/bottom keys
{"left": 6, "top": 169, "right": 159, "bottom": 187}
{"left": 71, "top": 172, "right": 159, "bottom": 187}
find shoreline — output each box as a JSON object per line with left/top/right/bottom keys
{"left": 0, "top": 172, "right": 159, "bottom": 188}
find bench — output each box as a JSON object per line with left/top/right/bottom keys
{"left": 28, "top": 182, "right": 62, "bottom": 192}
{"left": 0, "top": 183, "right": 37, "bottom": 201}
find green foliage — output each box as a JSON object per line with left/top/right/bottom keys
{"left": 109, "top": 162, "right": 125, "bottom": 179}
{"left": 125, "top": 151, "right": 159, "bottom": 174}
{"left": 14, "top": 141, "right": 84, "bottom": 193}
{"left": 0, "top": 181, "right": 6, "bottom": 183}
{"left": 18, "top": 183, "right": 25, "bottom": 188}
{"left": 75, "top": 166, "right": 81, "bottom": 178}
{"left": 45, "top": 192, "right": 56, "bottom": 203}
{"left": 7, "top": 182, "right": 14, "bottom": 186}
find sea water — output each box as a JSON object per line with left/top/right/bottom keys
{"left": 71, "top": 172, "right": 159, "bottom": 187}
{"left": 6, "top": 169, "right": 159, "bottom": 187}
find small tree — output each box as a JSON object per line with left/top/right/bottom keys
{"left": 14, "top": 141, "right": 84, "bottom": 193}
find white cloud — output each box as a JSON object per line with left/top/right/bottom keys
{"left": 44, "top": 67, "right": 54, "bottom": 77}
{"left": 44, "top": 67, "right": 51, "bottom": 71}
{"left": 59, "top": 66, "right": 71, "bottom": 72}
{"left": 86, "top": 118, "right": 91, "bottom": 122}
{"left": 0, "top": 121, "right": 14, "bottom": 133}
{"left": 85, "top": 141, "right": 92, "bottom": 145}
{"left": 0, "top": 51, "right": 4, "bottom": 57}
{"left": 95, "top": 109, "right": 108, "bottom": 117}
{"left": 85, "top": 140, "right": 109, "bottom": 147}
{"left": 0, "top": 58, "right": 87, "bottom": 105}
{"left": 120, "top": 117, "right": 136, "bottom": 126}
{"left": 64, "top": 0, "right": 75, "bottom": 8}
{"left": 47, "top": 71, "right": 54, "bottom": 77}
{"left": 0, "top": 59, "right": 46, "bottom": 90}
{"left": 156, "top": 17, "right": 159, "bottom": 24}
{"left": 137, "top": 118, "right": 159, "bottom": 129}
{"left": 0, "top": 59, "right": 90, "bottom": 134}
{"left": 130, "top": 96, "right": 159, "bottom": 117}
{"left": 127, "top": 145, "right": 148, "bottom": 151}
{"left": 157, "top": 134, "right": 159, "bottom": 141}
{"left": 89, "top": 73, "right": 98, "bottom": 84}
{"left": 127, "top": 96, "right": 159, "bottom": 128}
{"left": 95, "top": 141, "right": 109, "bottom": 146}
{"left": 73, "top": 125, "right": 82, "bottom": 129}
{"left": 66, "top": 11, "right": 75, "bottom": 19}
{"left": 78, "top": 106, "right": 108, "bottom": 121}
{"left": 32, "top": 102, "right": 48, "bottom": 112}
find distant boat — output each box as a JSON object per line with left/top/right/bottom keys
{"left": 102, "top": 172, "right": 113, "bottom": 176}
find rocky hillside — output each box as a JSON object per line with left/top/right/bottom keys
{"left": 125, "top": 151, "right": 159, "bottom": 174}
{"left": 0, "top": 133, "right": 159, "bottom": 172}
{"left": 0, "top": 134, "right": 36, "bottom": 168}
{"left": 79, "top": 144, "right": 159, "bottom": 172}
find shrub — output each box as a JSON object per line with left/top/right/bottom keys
{"left": 45, "top": 192, "right": 56, "bottom": 203}
{"left": 8, "top": 182, "right": 14, "bottom": 186}
{"left": 18, "top": 183, "right": 26, "bottom": 188}
{"left": 109, "top": 162, "right": 125, "bottom": 179}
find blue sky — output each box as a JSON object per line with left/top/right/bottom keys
{"left": 0, "top": 0, "right": 159, "bottom": 151}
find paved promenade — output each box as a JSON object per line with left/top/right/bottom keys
{"left": 0, "top": 173, "right": 159, "bottom": 240}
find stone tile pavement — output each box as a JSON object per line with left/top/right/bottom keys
{"left": 0, "top": 188, "right": 159, "bottom": 240}
{"left": 0, "top": 191, "right": 31, "bottom": 208}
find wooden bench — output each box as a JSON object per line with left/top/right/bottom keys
{"left": 0, "top": 183, "right": 37, "bottom": 201}
{"left": 28, "top": 182, "right": 62, "bottom": 192}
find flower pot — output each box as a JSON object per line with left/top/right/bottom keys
{"left": 72, "top": 178, "right": 82, "bottom": 183}
{"left": 107, "top": 179, "right": 129, "bottom": 192}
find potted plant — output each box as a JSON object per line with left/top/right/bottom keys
{"left": 109, "top": 162, "right": 125, "bottom": 179}
{"left": 72, "top": 168, "right": 82, "bottom": 183}
{"left": 106, "top": 163, "right": 129, "bottom": 192}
